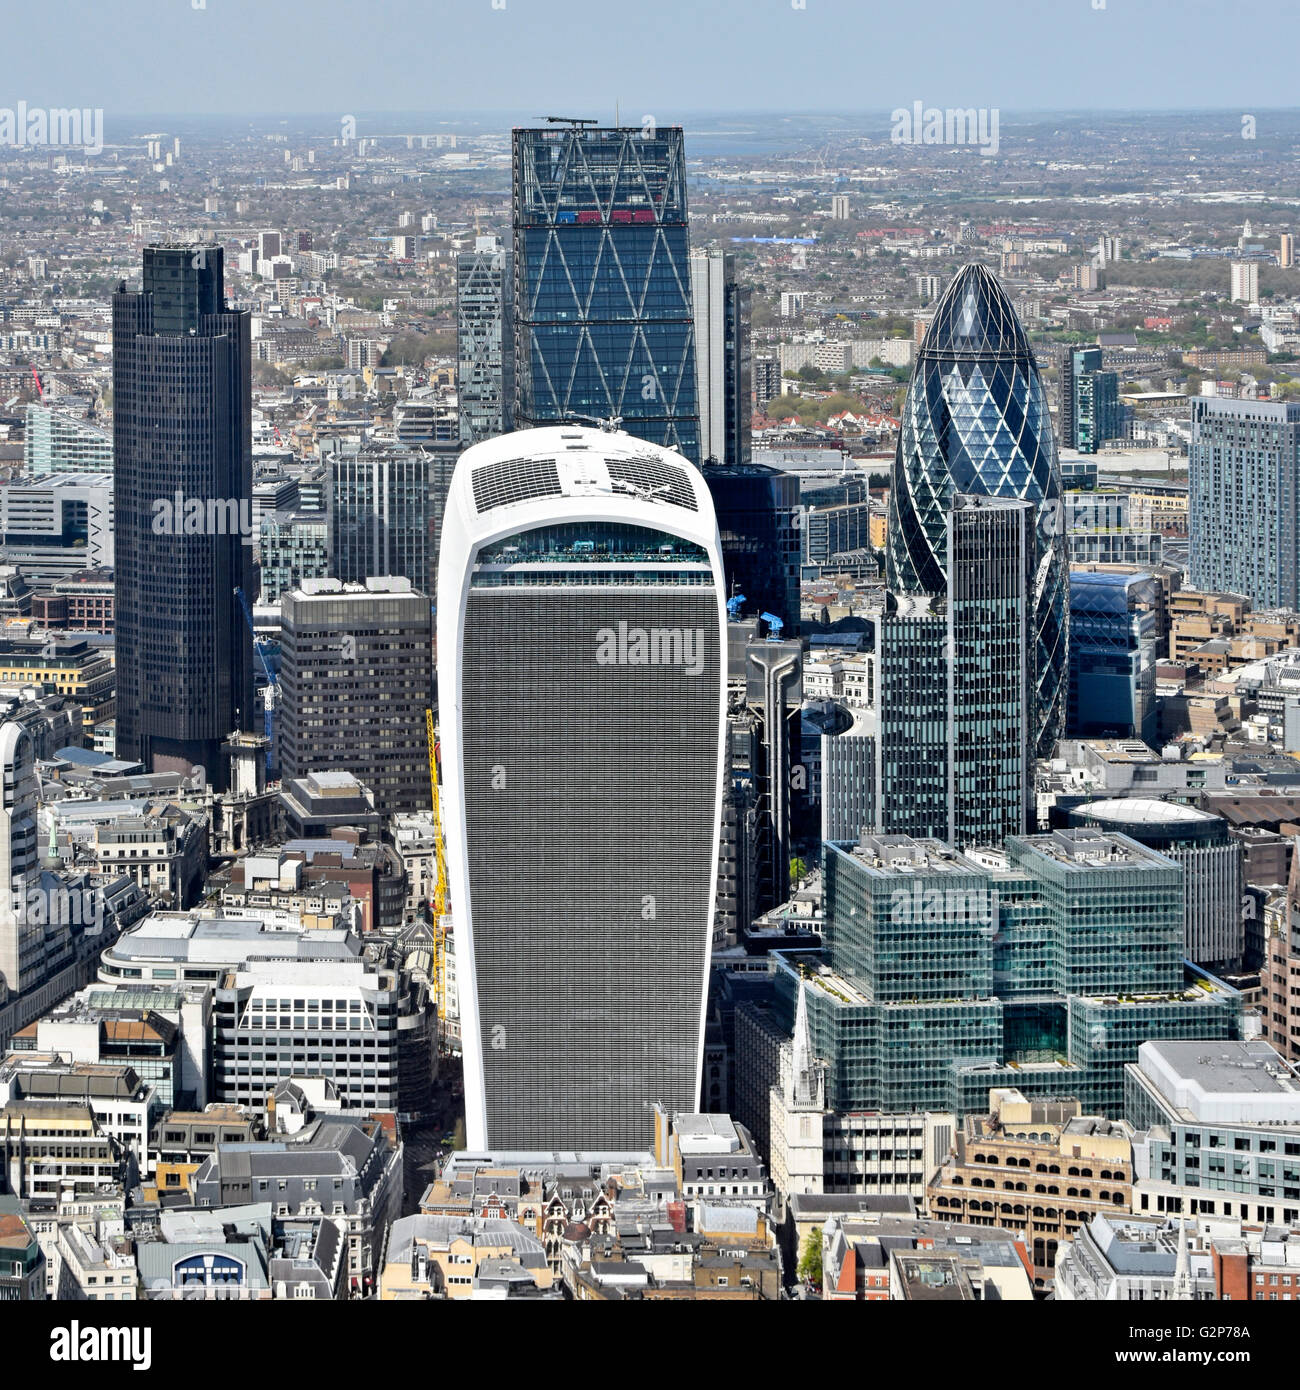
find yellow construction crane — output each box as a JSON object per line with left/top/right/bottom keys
{"left": 425, "top": 707, "right": 449, "bottom": 1033}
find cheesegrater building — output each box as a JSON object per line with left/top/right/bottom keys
{"left": 438, "top": 425, "right": 727, "bottom": 1149}
{"left": 511, "top": 125, "right": 700, "bottom": 463}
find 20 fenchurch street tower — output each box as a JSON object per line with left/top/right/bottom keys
{"left": 887, "top": 264, "right": 1068, "bottom": 754}
{"left": 438, "top": 426, "right": 727, "bottom": 1149}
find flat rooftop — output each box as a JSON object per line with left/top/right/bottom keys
{"left": 847, "top": 834, "right": 984, "bottom": 878}
{"left": 1136, "top": 1040, "right": 1300, "bottom": 1126}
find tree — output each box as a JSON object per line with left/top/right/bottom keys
{"left": 798, "top": 1227, "right": 823, "bottom": 1288}
{"left": 451, "top": 1117, "right": 466, "bottom": 1152}
{"left": 790, "top": 856, "right": 808, "bottom": 884}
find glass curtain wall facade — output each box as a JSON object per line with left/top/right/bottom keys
{"left": 1067, "top": 570, "right": 1160, "bottom": 743}
{"left": 457, "top": 242, "right": 514, "bottom": 446}
{"left": 112, "top": 244, "right": 255, "bottom": 788}
{"left": 701, "top": 463, "right": 801, "bottom": 631}
{"left": 512, "top": 126, "right": 700, "bottom": 462}
{"left": 782, "top": 828, "right": 1241, "bottom": 1120}
{"left": 947, "top": 496, "right": 1034, "bottom": 848}
{"left": 327, "top": 445, "right": 434, "bottom": 596}
{"left": 887, "top": 264, "right": 1067, "bottom": 755}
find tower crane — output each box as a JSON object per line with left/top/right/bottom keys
{"left": 425, "top": 707, "right": 449, "bottom": 1041}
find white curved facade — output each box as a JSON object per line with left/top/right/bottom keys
{"left": 438, "top": 426, "right": 727, "bottom": 1149}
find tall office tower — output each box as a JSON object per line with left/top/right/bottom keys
{"left": 752, "top": 355, "right": 780, "bottom": 408}
{"left": 820, "top": 715, "right": 876, "bottom": 843}
{"left": 830, "top": 194, "right": 850, "bottom": 221}
{"left": 112, "top": 244, "right": 254, "bottom": 788}
{"left": 438, "top": 426, "right": 726, "bottom": 1149}
{"left": 701, "top": 464, "right": 801, "bottom": 629}
{"left": 870, "top": 498, "right": 1033, "bottom": 847}
{"left": 1067, "top": 570, "right": 1160, "bottom": 744}
{"left": 511, "top": 125, "right": 700, "bottom": 463}
{"left": 278, "top": 577, "right": 433, "bottom": 814}
{"left": 1059, "top": 345, "right": 1098, "bottom": 451}
{"left": 456, "top": 237, "right": 514, "bottom": 446}
{"left": 689, "top": 250, "right": 752, "bottom": 468}
{"left": 870, "top": 599, "right": 948, "bottom": 838}
{"left": 1230, "top": 261, "right": 1260, "bottom": 304}
{"left": 1075, "top": 366, "right": 1120, "bottom": 454}
{"left": 1189, "top": 398, "right": 1300, "bottom": 609}
{"left": 327, "top": 444, "right": 435, "bottom": 594}
{"left": 1056, "top": 344, "right": 1078, "bottom": 447}
{"left": 887, "top": 263, "right": 1067, "bottom": 755}
{"left": 0, "top": 723, "right": 40, "bottom": 996}
{"left": 946, "top": 496, "right": 1034, "bottom": 847}
{"left": 1281, "top": 233, "right": 1295, "bottom": 270}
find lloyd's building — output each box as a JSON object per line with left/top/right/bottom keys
{"left": 438, "top": 425, "right": 727, "bottom": 1149}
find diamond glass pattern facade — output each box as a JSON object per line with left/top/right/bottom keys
{"left": 512, "top": 127, "right": 700, "bottom": 462}
{"left": 887, "top": 264, "right": 1067, "bottom": 754}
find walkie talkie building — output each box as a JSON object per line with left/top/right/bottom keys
{"left": 438, "top": 425, "right": 727, "bottom": 1149}
{"left": 887, "top": 263, "right": 1067, "bottom": 754}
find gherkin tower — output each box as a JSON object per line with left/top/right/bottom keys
{"left": 887, "top": 263, "right": 1068, "bottom": 753}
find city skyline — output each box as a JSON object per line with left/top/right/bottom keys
{"left": 3, "top": 7, "right": 1300, "bottom": 1327}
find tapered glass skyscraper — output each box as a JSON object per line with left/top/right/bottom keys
{"left": 512, "top": 125, "right": 700, "bottom": 463}
{"left": 438, "top": 426, "right": 726, "bottom": 1149}
{"left": 887, "top": 264, "right": 1067, "bottom": 754}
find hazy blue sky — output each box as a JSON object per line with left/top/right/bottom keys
{"left": 7, "top": 0, "right": 1296, "bottom": 118}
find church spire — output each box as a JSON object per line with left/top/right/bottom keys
{"left": 1172, "top": 1217, "right": 1193, "bottom": 1300}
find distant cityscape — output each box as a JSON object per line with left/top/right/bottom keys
{"left": 3, "top": 75, "right": 1300, "bottom": 1327}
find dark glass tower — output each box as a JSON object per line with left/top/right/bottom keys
{"left": 887, "top": 264, "right": 1067, "bottom": 754}
{"left": 512, "top": 125, "right": 700, "bottom": 462}
{"left": 112, "top": 245, "right": 254, "bottom": 788}
{"left": 327, "top": 443, "right": 435, "bottom": 595}
{"left": 701, "top": 463, "right": 801, "bottom": 632}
